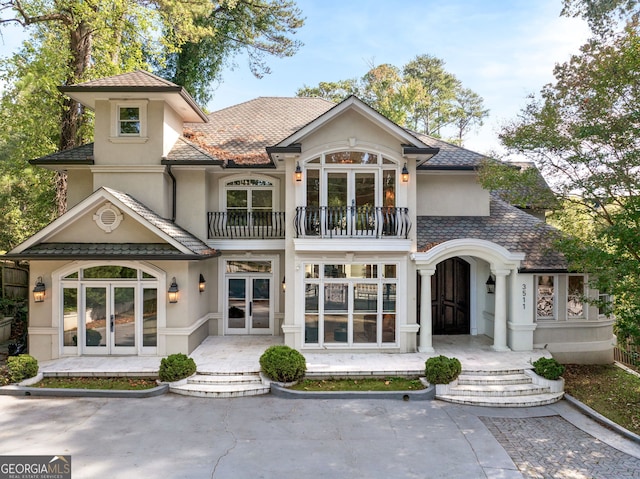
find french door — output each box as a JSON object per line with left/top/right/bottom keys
{"left": 226, "top": 276, "right": 272, "bottom": 334}
{"left": 325, "top": 169, "right": 377, "bottom": 235}
{"left": 83, "top": 284, "right": 137, "bottom": 354}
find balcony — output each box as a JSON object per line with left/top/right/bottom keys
{"left": 295, "top": 206, "right": 411, "bottom": 239}
{"left": 207, "top": 211, "right": 286, "bottom": 239}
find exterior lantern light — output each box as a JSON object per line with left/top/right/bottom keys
{"left": 486, "top": 275, "right": 495, "bottom": 294}
{"left": 168, "top": 277, "right": 180, "bottom": 303}
{"left": 281, "top": 276, "right": 286, "bottom": 292}
{"left": 33, "top": 277, "right": 46, "bottom": 303}
{"left": 199, "top": 274, "right": 206, "bottom": 293}
{"left": 294, "top": 162, "right": 303, "bottom": 182}
{"left": 401, "top": 163, "right": 409, "bottom": 183}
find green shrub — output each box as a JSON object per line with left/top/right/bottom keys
{"left": 159, "top": 353, "right": 196, "bottom": 382}
{"left": 259, "top": 345, "right": 306, "bottom": 382}
{"left": 7, "top": 354, "right": 38, "bottom": 383}
{"left": 424, "top": 355, "right": 462, "bottom": 384}
{"left": 0, "top": 366, "right": 11, "bottom": 386}
{"left": 532, "top": 357, "right": 565, "bottom": 380}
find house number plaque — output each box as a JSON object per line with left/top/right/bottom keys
{"left": 522, "top": 284, "right": 526, "bottom": 310}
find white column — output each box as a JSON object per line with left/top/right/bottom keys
{"left": 492, "top": 269, "right": 511, "bottom": 351}
{"left": 418, "top": 269, "right": 435, "bottom": 353}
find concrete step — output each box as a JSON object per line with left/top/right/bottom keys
{"left": 458, "top": 372, "right": 531, "bottom": 386}
{"left": 437, "top": 392, "right": 564, "bottom": 408}
{"left": 446, "top": 383, "right": 550, "bottom": 397}
{"left": 169, "top": 373, "right": 269, "bottom": 398}
{"left": 437, "top": 368, "right": 564, "bottom": 408}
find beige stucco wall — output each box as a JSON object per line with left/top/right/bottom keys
{"left": 47, "top": 203, "right": 162, "bottom": 243}
{"left": 416, "top": 173, "right": 490, "bottom": 216}
{"left": 174, "top": 168, "right": 207, "bottom": 241}
{"left": 66, "top": 169, "right": 94, "bottom": 209}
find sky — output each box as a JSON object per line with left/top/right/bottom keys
{"left": 0, "top": 0, "right": 592, "bottom": 155}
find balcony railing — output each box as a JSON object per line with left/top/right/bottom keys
{"left": 295, "top": 206, "right": 411, "bottom": 238}
{"left": 207, "top": 211, "right": 286, "bottom": 239}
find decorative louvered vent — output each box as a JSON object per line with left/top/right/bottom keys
{"left": 93, "top": 203, "right": 123, "bottom": 233}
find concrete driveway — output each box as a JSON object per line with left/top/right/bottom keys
{"left": 0, "top": 394, "right": 639, "bottom": 479}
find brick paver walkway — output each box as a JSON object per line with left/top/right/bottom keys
{"left": 480, "top": 415, "right": 640, "bottom": 478}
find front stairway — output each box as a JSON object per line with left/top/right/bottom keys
{"left": 436, "top": 369, "right": 564, "bottom": 407}
{"left": 170, "top": 371, "right": 270, "bottom": 398}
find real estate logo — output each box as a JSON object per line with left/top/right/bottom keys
{"left": 0, "top": 455, "right": 71, "bottom": 479}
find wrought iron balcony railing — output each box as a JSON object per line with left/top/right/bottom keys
{"left": 295, "top": 206, "right": 410, "bottom": 238}
{"left": 207, "top": 211, "right": 286, "bottom": 239}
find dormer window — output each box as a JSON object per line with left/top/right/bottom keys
{"left": 119, "top": 107, "right": 140, "bottom": 135}
{"left": 110, "top": 100, "right": 148, "bottom": 142}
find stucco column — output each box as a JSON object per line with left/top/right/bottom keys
{"left": 492, "top": 269, "right": 511, "bottom": 352}
{"left": 418, "top": 268, "right": 435, "bottom": 353}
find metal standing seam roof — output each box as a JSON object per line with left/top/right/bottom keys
{"left": 416, "top": 194, "right": 568, "bottom": 272}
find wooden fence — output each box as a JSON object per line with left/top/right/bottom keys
{"left": 1, "top": 261, "right": 28, "bottom": 301}
{"left": 614, "top": 340, "right": 640, "bottom": 369}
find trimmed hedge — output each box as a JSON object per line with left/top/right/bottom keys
{"left": 259, "top": 345, "right": 306, "bottom": 383}
{"left": 159, "top": 353, "right": 196, "bottom": 382}
{"left": 424, "top": 355, "right": 462, "bottom": 384}
{"left": 532, "top": 357, "right": 565, "bottom": 380}
{"left": 7, "top": 354, "right": 38, "bottom": 383}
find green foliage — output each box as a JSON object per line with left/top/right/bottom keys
{"left": 532, "top": 357, "right": 565, "bottom": 380}
{"left": 493, "top": 21, "right": 640, "bottom": 344}
{"left": 424, "top": 356, "right": 462, "bottom": 384}
{"left": 296, "top": 54, "right": 488, "bottom": 145}
{"left": 158, "top": 353, "right": 196, "bottom": 382}
{"left": 259, "top": 345, "right": 306, "bottom": 382}
{"left": 6, "top": 354, "right": 38, "bottom": 383}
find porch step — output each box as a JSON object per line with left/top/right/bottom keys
{"left": 169, "top": 373, "right": 270, "bottom": 398}
{"left": 436, "top": 369, "right": 564, "bottom": 408}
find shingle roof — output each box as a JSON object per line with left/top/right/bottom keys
{"left": 29, "top": 143, "right": 94, "bottom": 165}
{"left": 416, "top": 195, "right": 567, "bottom": 271}
{"left": 413, "top": 133, "right": 487, "bottom": 168}
{"left": 103, "top": 187, "right": 218, "bottom": 257}
{"left": 66, "top": 70, "right": 179, "bottom": 89}
{"left": 15, "top": 243, "right": 185, "bottom": 259}
{"left": 164, "top": 137, "right": 223, "bottom": 163}
{"left": 184, "top": 97, "right": 335, "bottom": 164}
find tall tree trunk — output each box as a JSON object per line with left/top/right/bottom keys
{"left": 56, "top": 21, "right": 92, "bottom": 216}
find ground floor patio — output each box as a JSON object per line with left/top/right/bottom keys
{"left": 38, "top": 334, "right": 551, "bottom": 377}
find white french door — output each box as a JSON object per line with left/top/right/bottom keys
{"left": 226, "top": 276, "right": 272, "bottom": 334}
{"left": 83, "top": 283, "right": 137, "bottom": 355}
{"left": 324, "top": 169, "right": 377, "bottom": 235}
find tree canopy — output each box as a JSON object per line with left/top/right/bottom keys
{"left": 296, "top": 54, "right": 489, "bottom": 145}
{"left": 480, "top": 15, "right": 640, "bottom": 343}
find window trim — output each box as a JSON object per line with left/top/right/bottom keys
{"left": 110, "top": 100, "right": 148, "bottom": 142}
{"left": 535, "top": 274, "right": 557, "bottom": 321}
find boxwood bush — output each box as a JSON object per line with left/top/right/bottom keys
{"left": 7, "top": 354, "right": 38, "bottom": 383}
{"left": 424, "top": 355, "right": 462, "bottom": 384}
{"left": 259, "top": 345, "right": 306, "bottom": 383}
{"left": 532, "top": 357, "right": 565, "bottom": 380}
{"left": 159, "top": 353, "right": 196, "bottom": 382}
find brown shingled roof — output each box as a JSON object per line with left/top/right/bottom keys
{"left": 66, "top": 70, "right": 179, "bottom": 89}
{"left": 416, "top": 194, "right": 567, "bottom": 271}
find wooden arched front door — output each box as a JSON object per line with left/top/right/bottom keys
{"left": 431, "top": 257, "right": 470, "bottom": 335}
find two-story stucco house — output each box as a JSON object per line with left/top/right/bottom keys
{"left": 7, "top": 70, "right": 614, "bottom": 364}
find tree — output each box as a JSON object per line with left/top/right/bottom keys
{"left": 561, "top": 0, "right": 639, "bottom": 34}
{"left": 296, "top": 54, "right": 489, "bottom": 144}
{"left": 480, "top": 21, "right": 640, "bottom": 343}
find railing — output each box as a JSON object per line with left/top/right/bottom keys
{"left": 295, "top": 206, "right": 411, "bottom": 238}
{"left": 614, "top": 339, "right": 640, "bottom": 370}
{"left": 207, "top": 211, "right": 286, "bottom": 239}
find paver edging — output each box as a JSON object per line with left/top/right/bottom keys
{"left": 270, "top": 378, "right": 435, "bottom": 400}
{"left": 564, "top": 393, "right": 640, "bottom": 445}
{"left": 0, "top": 378, "right": 169, "bottom": 398}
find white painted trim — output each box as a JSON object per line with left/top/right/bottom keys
{"left": 110, "top": 100, "right": 148, "bottom": 139}
{"left": 90, "top": 166, "right": 166, "bottom": 173}
{"left": 534, "top": 318, "right": 615, "bottom": 329}
{"left": 294, "top": 238, "right": 412, "bottom": 252}
{"left": 208, "top": 240, "right": 285, "bottom": 251}
{"left": 412, "top": 238, "right": 525, "bottom": 268}
{"left": 534, "top": 337, "right": 615, "bottom": 352}
{"left": 507, "top": 321, "right": 537, "bottom": 332}
{"left": 158, "top": 313, "right": 212, "bottom": 336}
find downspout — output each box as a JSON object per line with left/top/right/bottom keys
{"left": 165, "top": 163, "right": 177, "bottom": 223}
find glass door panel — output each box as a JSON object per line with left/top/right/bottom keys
{"left": 143, "top": 288, "right": 158, "bottom": 347}
{"left": 228, "top": 278, "right": 247, "bottom": 331}
{"left": 355, "top": 172, "right": 376, "bottom": 234}
{"left": 113, "top": 287, "right": 135, "bottom": 348}
{"left": 85, "top": 287, "right": 107, "bottom": 350}
{"left": 251, "top": 279, "right": 270, "bottom": 330}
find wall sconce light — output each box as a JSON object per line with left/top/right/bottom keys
{"left": 33, "top": 277, "right": 46, "bottom": 303}
{"left": 294, "top": 162, "right": 303, "bottom": 182}
{"left": 401, "top": 163, "right": 409, "bottom": 183}
{"left": 168, "top": 277, "right": 180, "bottom": 303}
{"left": 199, "top": 274, "right": 206, "bottom": 293}
{"left": 281, "top": 276, "right": 286, "bottom": 292}
{"left": 486, "top": 275, "right": 495, "bottom": 294}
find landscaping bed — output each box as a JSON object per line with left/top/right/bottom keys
{"left": 563, "top": 364, "right": 640, "bottom": 435}
{"left": 33, "top": 376, "right": 158, "bottom": 390}
{"left": 290, "top": 377, "right": 425, "bottom": 392}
